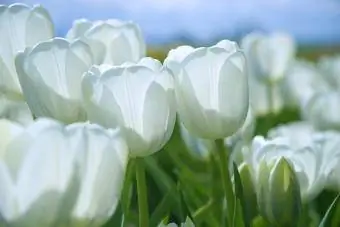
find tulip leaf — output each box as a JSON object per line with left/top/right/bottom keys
{"left": 252, "top": 216, "right": 271, "bottom": 227}
{"left": 144, "top": 156, "right": 183, "bottom": 220}
{"left": 178, "top": 182, "right": 195, "bottom": 224}
{"left": 232, "top": 162, "right": 251, "bottom": 227}
{"left": 319, "top": 193, "right": 340, "bottom": 227}
{"left": 150, "top": 186, "right": 177, "bottom": 227}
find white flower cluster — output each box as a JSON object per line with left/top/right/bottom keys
{"left": 1, "top": 2, "right": 340, "bottom": 226}
{"left": 0, "top": 3, "right": 250, "bottom": 226}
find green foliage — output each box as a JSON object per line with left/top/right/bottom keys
{"left": 103, "top": 106, "right": 340, "bottom": 227}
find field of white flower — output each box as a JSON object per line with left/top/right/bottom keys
{"left": 1, "top": 3, "right": 340, "bottom": 227}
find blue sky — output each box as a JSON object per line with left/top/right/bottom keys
{"left": 3, "top": 0, "right": 340, "bottom": 46}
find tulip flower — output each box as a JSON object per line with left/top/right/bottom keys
{"left": 66, "top": 19, "right": 146, "bottom": 65}
{"left": 242, "top": 32, "right": 296, "bottom": 83}
{"left": 82, "top": 58, "right": 176, "bottom": 157}
{"left": 245, "top": 136, "right": 326, "bottom": 202}
{"left": 180, "top": 106, "right": 255, "bottom": 158}
{"left": 303, "top": 91, "right": 340, "bottom": 131}
{"left": 257, "top": 157, "right": 301, "bottom": 226}
{"left": 167, "top": 40, "right": 248, "bottom": 139}
{"left": 268, "top": 121, "right": 317, "bottom": 149}
{"left": 0, "top": 3, "right": 54, "bottom": 98}
{"left": 284, "top": 60, "right": 328, "bottom": 108}
{"left": 15, "top": 38, "right": 94, "bottom": 124}
{"left": 318, "top": 55, "right": 340, "bottom": 89}
{"left": 0, "top": 118, "right": 128, "bottom": 226}
{"left": 312, "top": 131, "right": 340, "bottom": 191}
{"left": 241, "top": 32, "right": 295, "bottom": 116}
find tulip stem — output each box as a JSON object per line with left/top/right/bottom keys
{"left": 215, "top": 139, "right": 234, "bottom": 226}
{"left": 136, "top": 158, "right": 149, "bottom": 227}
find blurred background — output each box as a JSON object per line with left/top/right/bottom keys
{"left": 2, "top": 0, "right": 340, "bottom": 59}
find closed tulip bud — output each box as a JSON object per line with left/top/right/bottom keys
{"left": 0, "top": 118, "right": 129, "bottom": 226}
{"left": 15, "top": 38, "right": 94, "bottom": 123}
{"left": 257, "top": 157, "right": 301, "bottom": 227}
{"left": 66, "top": 19, "right": 146, "bottom": 65}
{"left": 82, "top": 58, "right": 176, "bottom": 157}
{"left": 0, "top": 3, "right": 54, "bottom": 98}
{"left": 167, "top": 40, "right": 248, "bottom": 139}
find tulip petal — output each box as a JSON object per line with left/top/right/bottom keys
{"left": 142, "top": 82, "right": 175, "bottom": 155}
{"left": 71, "top": 126, "right": 128, "bottom": 223}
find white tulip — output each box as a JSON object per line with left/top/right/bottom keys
{"left": 82, "top": 59, "right": 176, "bottom": 157}
{"left": 0, "top": 118, "right": 128, "bottom": 226}
{"left": 303, "top": 91, "right": 340, "bottom": 131}
{"left": 268, "top": 121, "right": 317, "bottom": 149}
{"left": 170, "top": 40, "right": 249, "bottom": 139}
{"left": 248, "top": 66, "right": 286, "bottom": 116}
{"left": 313, "top": 131, "right": 340, "bottom": 191}
{"left": 241, "top": 34, "right": 287, "bottom": 116}
{"left": 318, "top": 55, "right": 340, "bottom": 90}
{"left": 0, "top": 95, "right": 33, "bottom": 125}
{"left": 284, "top": 60, "right": 329, "bottom": 108}
{"left": 164, "top": 45, "right": 195, "bottom": 75}
{"left": 66, "top": 18, "right": 146, "bottom": 65}
{"left": 164, "top": 40, "right": 239, "bottom": 76}
{"left": 244, "top": 136, "right": 326, "bottom": 202}
{"left": 0, "top": 3, "right": 54, "bottom": 97}
{"left": 242, "top": 32, "right": 296, "bottom": 83}
{"left": 15, "top": 38, "right": 94, "bottom": 123}
{"left": 180, "top": 106, "right": 255, "bottom": 160}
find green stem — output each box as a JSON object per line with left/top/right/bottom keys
{"left": 121, "top": 159, "right": 136, "bottom": 226}
{"left": 215, "top": 139, "right": 234, "bottom": 227}
{"left": 136, "top": 158, "right": 149, "bottom": 227}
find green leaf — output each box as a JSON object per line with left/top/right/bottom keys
{"left": 121, "top": 159, "right": 136, "bottom": 223}
{"left": 233, "top": 162, "right": 251, "bottom": 227}
{"left": 178, "top": 182, "right": 195, "bottom": 224}
{"left": 150, "top": 186, "right": 177, "bottom": 227}
{"left": 319, "top": 194, "right": 340, "bottom": 227}
{"left": 252, "top": 216, "right": 270, "bottom": 227}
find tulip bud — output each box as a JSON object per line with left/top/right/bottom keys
{"left": 257, "top": 157, "right": 301, "bottom": 227}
